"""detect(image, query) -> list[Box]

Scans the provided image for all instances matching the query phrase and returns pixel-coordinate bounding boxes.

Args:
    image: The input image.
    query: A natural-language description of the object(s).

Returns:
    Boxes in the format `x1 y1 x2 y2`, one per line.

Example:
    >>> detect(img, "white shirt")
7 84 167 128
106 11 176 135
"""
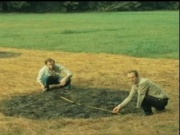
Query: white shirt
37 64 72 83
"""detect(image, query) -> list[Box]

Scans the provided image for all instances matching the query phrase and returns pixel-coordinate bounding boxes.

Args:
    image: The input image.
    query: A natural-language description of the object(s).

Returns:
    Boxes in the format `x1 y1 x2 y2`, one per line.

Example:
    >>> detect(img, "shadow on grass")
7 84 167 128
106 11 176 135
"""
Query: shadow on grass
0 51 22 58
0 87 142 120
61 28 118 34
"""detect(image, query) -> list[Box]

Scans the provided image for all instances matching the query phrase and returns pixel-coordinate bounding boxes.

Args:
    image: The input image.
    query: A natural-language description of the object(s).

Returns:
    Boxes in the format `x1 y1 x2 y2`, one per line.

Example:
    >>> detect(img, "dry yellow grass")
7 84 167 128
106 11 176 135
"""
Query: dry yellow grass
0 47 179 135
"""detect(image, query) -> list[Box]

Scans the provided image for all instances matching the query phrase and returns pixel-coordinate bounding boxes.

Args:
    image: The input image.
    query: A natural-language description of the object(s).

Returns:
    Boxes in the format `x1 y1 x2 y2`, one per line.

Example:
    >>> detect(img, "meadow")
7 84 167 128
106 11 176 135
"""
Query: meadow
0 11 179 135
0 11 179 59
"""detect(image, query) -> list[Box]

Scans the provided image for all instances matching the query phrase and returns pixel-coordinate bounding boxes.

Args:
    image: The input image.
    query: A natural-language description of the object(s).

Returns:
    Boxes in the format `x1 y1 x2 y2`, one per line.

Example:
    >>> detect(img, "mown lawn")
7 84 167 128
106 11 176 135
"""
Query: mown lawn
0 11 179 59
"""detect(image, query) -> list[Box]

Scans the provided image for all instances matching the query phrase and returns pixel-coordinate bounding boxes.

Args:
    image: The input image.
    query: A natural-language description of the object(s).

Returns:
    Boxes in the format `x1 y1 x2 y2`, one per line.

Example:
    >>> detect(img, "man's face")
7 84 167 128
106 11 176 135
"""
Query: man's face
127 72 139 84
47 61 55 70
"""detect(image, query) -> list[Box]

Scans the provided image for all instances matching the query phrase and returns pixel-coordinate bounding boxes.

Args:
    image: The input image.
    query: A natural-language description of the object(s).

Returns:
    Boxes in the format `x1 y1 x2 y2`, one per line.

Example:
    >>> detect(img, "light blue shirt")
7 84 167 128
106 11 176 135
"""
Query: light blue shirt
37 64 72 84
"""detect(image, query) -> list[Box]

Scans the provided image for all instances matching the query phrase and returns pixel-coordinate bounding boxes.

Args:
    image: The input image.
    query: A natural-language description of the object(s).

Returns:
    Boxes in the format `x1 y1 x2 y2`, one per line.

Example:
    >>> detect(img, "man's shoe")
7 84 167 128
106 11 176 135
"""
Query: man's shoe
49 84 61 89
155 108 166 113
144 112 153 116
64 84 71 90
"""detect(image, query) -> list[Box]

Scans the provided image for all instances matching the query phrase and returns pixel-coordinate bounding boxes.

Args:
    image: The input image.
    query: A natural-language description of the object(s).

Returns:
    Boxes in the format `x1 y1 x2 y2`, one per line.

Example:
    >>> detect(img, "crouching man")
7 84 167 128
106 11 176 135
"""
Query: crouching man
37 58 73 92
112 70 169 116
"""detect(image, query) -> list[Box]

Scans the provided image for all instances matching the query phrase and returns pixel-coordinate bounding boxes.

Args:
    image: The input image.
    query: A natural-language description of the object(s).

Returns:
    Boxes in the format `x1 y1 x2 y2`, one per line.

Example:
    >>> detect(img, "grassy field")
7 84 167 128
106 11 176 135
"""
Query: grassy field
0 11 179 135
0 11 179 59
0 47 179 135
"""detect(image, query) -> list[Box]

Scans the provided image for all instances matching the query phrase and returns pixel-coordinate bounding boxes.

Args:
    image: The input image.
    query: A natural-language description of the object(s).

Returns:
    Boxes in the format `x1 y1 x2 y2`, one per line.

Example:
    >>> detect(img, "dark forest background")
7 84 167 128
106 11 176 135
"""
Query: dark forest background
0 1 179 13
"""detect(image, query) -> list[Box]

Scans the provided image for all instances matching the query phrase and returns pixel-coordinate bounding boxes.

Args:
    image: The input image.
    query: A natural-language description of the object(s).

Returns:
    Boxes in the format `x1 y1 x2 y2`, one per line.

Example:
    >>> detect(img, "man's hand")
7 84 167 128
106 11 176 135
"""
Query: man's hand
41 85 47 91
112 105 122 113
60 78 67 86
60 75 72 86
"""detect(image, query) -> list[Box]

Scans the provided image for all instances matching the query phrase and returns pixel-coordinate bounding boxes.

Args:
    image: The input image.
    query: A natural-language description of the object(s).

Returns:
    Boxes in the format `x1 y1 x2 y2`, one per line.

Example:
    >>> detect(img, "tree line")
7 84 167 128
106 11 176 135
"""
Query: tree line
0 1 179 13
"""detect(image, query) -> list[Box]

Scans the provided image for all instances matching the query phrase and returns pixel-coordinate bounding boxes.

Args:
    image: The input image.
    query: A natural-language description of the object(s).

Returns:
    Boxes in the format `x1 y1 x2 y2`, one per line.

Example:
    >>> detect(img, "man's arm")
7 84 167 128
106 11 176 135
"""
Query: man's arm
112 86 136 113
58 64 73 86
37 68 46 90
38 81 46 90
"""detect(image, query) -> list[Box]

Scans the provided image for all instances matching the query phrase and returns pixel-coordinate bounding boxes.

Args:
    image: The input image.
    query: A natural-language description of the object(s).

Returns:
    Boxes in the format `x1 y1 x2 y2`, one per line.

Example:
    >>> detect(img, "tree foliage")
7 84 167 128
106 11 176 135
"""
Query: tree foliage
0 1 179 13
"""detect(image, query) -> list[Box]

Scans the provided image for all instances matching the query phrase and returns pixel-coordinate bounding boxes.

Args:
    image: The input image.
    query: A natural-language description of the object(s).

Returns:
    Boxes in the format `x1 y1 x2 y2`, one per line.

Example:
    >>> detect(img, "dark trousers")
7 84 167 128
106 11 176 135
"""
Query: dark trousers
141 95 168 114
45 76 71 89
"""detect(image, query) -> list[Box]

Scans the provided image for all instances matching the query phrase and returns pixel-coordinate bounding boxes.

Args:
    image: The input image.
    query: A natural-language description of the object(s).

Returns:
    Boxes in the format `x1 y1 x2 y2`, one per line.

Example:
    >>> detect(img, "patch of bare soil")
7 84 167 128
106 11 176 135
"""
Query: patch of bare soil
0 51 21 58
0 87 142 119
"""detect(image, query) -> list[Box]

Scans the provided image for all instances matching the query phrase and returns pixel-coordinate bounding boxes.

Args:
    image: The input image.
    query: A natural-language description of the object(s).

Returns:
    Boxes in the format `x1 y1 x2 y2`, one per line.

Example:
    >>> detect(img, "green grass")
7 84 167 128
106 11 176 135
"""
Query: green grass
0 11 179 59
